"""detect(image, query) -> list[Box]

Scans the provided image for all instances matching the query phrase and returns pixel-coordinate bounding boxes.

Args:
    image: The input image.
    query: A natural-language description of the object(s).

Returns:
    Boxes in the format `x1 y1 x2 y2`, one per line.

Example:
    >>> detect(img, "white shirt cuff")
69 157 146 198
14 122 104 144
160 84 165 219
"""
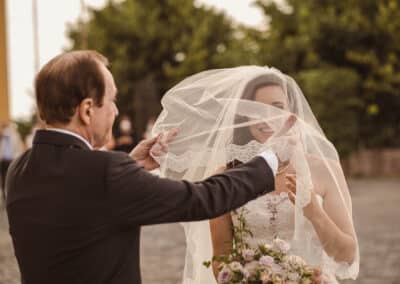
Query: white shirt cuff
258 150 278 176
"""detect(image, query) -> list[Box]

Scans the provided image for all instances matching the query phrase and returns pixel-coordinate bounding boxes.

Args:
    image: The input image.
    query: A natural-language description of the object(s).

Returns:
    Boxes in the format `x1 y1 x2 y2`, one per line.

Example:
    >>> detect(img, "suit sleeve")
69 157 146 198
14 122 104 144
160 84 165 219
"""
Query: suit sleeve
106 152 275 227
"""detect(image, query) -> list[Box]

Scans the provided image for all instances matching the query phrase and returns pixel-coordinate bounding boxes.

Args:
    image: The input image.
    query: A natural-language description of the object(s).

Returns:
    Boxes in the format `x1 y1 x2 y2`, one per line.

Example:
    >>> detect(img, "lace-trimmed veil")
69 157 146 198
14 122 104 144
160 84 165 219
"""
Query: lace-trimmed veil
152 66 359 283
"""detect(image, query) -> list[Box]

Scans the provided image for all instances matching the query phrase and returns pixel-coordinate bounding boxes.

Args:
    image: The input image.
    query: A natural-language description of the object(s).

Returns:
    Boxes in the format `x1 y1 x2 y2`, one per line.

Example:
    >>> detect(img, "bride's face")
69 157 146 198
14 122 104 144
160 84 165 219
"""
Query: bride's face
249 85 289 143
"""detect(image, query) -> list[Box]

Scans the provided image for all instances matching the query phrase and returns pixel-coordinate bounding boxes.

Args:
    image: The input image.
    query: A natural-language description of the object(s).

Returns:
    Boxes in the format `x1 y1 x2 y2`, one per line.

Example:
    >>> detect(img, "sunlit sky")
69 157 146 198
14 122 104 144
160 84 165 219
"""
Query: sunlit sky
5 0 265 119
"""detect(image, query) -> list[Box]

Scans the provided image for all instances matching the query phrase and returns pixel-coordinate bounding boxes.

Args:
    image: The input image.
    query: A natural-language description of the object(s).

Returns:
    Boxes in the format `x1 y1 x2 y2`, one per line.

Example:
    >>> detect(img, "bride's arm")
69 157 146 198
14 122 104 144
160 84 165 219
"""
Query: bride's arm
287 159 357 264
208 166 234 279
209 213 234 279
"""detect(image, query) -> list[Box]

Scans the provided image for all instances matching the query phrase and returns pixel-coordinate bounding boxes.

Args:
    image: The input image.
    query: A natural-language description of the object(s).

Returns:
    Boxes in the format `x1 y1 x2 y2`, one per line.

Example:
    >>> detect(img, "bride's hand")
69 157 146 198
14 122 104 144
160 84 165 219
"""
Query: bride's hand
274 114 297 138
285 174 322 220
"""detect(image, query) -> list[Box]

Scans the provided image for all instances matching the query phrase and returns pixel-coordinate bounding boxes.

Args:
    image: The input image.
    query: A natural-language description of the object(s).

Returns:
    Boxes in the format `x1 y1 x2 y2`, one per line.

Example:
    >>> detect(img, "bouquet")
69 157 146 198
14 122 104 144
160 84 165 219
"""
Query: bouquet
204 209 328 284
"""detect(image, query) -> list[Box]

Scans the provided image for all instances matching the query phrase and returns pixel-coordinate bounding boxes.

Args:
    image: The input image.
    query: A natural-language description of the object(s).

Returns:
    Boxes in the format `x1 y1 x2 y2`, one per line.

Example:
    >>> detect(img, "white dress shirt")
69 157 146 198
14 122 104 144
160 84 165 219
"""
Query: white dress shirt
258 150 278 176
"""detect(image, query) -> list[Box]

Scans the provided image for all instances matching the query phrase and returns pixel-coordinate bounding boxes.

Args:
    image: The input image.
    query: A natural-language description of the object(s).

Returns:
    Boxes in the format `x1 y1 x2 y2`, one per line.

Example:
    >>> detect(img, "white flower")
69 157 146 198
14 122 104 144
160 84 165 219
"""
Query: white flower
272 273 284 284
241 267 250 280
270 262 283 274
286 255 306 270
260 270 272 283
272 238 291 253
229 261 243 272
244 260 259 275
287 271 301 282
264 243 273 250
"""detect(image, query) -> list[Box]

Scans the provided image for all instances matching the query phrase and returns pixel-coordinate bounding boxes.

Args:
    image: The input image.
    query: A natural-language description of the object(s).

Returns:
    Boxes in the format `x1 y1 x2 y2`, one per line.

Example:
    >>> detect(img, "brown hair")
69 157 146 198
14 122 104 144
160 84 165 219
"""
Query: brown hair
35 50 109 124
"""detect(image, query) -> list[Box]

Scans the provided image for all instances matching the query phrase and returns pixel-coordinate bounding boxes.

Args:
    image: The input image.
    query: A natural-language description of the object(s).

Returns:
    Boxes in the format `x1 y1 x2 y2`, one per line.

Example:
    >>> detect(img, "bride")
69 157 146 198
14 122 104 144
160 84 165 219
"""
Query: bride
152 66 359 283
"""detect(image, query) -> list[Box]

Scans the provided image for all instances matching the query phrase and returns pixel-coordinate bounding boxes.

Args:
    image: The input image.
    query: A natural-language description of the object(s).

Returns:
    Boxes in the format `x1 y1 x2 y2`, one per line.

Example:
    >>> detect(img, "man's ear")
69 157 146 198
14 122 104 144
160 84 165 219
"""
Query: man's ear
78 98 94 126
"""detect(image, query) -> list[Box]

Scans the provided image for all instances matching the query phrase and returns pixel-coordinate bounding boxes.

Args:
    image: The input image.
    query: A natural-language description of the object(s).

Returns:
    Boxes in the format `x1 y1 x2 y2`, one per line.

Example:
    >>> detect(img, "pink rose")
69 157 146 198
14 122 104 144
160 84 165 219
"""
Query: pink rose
242 249 255 262
259 255 274 266
217 267 232 284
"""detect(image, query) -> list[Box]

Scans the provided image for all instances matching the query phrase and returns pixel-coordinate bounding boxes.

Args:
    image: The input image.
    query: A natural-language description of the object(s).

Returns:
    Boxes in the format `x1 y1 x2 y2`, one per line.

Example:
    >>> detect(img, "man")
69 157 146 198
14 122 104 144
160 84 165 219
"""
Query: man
6 50 278 284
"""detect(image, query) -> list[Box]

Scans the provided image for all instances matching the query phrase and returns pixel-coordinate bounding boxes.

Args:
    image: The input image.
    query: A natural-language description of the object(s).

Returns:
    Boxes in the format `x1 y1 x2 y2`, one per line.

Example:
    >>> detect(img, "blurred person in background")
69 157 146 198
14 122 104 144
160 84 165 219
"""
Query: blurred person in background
103 134 116 151
143 116 156 139
0 121 23 200
25 121 45 149
114 115 138 153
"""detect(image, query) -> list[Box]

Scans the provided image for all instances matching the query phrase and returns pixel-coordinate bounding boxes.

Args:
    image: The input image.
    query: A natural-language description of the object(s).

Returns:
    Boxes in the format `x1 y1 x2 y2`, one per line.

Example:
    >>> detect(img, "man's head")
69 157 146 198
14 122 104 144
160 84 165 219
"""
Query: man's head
35 50 119 148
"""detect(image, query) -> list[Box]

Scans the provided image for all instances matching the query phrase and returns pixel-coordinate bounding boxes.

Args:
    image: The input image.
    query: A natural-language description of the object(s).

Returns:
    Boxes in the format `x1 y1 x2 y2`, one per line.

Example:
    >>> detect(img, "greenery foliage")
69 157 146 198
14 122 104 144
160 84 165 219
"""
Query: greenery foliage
67 0 400 155
68 0 251 134
254 0 400 153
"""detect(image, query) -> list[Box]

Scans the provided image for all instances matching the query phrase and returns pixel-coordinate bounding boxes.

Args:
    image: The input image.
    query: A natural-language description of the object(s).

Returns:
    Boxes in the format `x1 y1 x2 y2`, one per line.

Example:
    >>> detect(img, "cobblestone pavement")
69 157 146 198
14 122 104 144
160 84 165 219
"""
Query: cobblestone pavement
1 178 399 284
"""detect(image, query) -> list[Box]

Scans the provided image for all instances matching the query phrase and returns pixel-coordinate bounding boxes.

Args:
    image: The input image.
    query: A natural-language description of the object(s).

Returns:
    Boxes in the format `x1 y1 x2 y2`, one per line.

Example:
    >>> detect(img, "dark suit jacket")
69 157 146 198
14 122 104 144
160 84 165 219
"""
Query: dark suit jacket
6 130 274 284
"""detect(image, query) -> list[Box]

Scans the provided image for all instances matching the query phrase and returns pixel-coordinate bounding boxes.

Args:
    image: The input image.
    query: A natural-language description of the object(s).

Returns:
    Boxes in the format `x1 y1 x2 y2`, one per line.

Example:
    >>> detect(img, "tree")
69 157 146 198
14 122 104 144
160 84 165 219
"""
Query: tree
254 0 400 153
68 0 253 135
297 67 361 156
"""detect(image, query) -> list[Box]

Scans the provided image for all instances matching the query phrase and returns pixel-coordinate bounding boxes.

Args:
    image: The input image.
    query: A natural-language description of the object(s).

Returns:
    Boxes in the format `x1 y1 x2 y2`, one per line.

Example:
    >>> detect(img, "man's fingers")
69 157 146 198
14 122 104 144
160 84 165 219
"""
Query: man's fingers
288 191 295 204
150 147 163 157
165 128 179 142
286 174 296 183
141 134 161 147
286 181 295 192
157 141 168 153
159 128 179 147
146 160 159 170
138 159 159 171
154 128 178 154
283 172 297 205
155 133 163 144
285 174 297 194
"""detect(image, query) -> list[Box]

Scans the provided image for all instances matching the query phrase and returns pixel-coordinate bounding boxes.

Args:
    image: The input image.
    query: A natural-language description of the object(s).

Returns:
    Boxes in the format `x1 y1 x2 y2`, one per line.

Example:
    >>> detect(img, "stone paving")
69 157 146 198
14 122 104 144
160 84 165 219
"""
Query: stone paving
1 178 399 284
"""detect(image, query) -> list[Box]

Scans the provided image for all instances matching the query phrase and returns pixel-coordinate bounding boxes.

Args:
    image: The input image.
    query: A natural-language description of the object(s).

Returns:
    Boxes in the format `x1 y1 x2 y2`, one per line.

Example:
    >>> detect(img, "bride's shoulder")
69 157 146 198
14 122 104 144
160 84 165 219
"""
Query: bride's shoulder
305 154 337 196
305 154 326 172
305 154 343 175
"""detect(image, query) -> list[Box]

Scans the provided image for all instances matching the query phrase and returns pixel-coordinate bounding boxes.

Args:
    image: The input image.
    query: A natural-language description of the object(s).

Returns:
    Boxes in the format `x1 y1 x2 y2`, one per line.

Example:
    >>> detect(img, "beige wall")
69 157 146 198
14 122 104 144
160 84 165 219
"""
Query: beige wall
0 0 9 123
343 148 400 177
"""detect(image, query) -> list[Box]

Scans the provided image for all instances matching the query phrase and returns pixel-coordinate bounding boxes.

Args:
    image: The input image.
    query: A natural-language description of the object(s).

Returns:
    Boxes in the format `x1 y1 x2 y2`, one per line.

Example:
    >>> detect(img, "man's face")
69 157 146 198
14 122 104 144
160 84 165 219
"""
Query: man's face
90 64 119 148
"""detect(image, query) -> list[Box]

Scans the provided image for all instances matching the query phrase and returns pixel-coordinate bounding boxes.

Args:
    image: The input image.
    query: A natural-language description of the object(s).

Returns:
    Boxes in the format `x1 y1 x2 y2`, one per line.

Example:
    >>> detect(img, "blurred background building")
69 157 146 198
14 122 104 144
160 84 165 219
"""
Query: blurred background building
0 0 9 123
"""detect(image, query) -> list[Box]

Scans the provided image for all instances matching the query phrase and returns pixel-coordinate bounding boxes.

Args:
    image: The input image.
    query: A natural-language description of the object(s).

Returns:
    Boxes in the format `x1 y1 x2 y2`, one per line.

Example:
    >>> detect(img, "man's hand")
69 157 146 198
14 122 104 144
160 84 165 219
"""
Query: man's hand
129 128 178 171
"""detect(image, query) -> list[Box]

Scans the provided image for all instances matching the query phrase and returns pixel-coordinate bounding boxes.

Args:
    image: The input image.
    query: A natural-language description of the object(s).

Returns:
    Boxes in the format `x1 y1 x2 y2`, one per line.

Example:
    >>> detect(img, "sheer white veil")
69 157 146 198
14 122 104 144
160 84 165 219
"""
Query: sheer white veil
152 66 359 283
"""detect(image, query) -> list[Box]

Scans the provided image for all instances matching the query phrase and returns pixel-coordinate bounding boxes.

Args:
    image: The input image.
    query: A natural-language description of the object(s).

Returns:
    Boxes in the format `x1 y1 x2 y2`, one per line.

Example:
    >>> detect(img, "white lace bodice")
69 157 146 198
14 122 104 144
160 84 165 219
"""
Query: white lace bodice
232 192 296 248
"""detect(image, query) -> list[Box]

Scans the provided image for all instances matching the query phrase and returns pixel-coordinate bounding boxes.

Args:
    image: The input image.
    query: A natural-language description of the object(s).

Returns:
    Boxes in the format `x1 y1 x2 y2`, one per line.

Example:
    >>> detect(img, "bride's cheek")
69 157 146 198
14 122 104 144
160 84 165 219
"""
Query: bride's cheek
249 127 270 143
